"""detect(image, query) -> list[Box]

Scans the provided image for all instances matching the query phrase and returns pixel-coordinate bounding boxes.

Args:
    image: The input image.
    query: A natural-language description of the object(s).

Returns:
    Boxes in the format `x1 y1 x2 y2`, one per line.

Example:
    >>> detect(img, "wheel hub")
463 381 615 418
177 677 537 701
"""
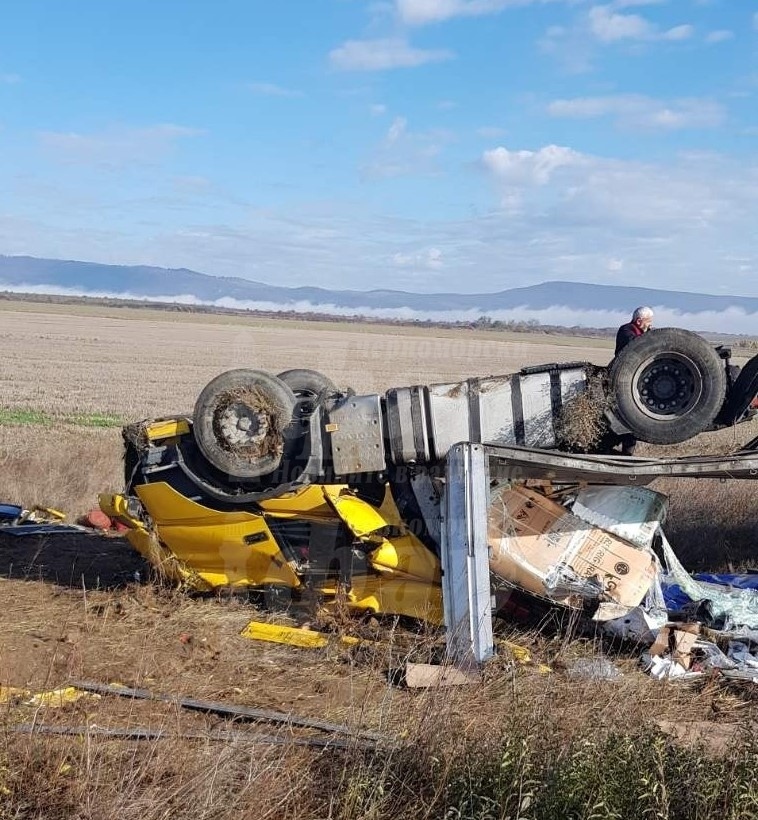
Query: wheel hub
633 355 702 418
217 402 269 447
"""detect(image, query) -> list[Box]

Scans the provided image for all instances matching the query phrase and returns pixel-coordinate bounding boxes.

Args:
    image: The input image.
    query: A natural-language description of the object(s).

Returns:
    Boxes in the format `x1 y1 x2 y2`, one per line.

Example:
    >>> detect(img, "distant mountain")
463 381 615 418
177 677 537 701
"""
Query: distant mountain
1 255 758 332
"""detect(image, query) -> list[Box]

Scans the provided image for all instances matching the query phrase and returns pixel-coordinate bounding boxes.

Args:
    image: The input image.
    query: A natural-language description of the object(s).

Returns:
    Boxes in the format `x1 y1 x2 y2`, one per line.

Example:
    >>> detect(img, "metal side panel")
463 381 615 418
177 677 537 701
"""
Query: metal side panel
428 381 471 461
519 371 556 448
427 366 592 461
478 376 516 446
559 369 588 404
327 394 386 476
441 443 494 668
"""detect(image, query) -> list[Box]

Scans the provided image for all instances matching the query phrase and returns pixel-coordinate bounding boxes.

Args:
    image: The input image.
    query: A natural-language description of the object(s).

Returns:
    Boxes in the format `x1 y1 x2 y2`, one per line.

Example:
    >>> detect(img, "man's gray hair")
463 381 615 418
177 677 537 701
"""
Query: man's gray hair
632 306 654 321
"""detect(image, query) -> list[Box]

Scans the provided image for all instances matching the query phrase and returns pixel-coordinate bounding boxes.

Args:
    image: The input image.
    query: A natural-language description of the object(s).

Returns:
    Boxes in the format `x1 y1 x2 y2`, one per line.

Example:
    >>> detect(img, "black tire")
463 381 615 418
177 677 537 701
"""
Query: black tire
278 369 338 435
277 369 337 400
610 328 726 444
193 369 297 480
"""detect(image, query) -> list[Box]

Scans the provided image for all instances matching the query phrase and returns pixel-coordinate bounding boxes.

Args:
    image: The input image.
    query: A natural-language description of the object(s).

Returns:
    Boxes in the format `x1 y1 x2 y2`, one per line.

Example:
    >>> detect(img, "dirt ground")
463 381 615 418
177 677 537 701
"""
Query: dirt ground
3 303 758 818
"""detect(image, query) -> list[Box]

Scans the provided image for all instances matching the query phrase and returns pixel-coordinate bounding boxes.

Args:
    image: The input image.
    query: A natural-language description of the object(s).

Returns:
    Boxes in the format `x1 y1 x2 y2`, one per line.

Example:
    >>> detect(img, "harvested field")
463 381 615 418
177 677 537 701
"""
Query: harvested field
0 302 614 419
3 302 758 819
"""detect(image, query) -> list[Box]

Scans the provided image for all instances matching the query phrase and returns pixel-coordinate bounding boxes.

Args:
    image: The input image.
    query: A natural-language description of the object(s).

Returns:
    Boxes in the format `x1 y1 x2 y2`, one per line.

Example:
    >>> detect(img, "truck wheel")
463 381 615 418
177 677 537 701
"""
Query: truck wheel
610 328 726 445
278 369 338 431
193 369 297 480
277 369 337 402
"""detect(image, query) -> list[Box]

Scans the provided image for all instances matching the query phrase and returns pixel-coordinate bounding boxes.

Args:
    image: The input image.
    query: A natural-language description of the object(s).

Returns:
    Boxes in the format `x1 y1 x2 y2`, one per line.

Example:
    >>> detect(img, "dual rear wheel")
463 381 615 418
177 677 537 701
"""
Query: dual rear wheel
192 368 336 480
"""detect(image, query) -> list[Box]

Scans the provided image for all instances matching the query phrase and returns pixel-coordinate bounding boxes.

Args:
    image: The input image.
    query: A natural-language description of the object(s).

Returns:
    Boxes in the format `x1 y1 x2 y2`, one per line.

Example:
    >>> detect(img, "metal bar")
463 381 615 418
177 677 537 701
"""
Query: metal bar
441 443 494 668
484 443 758 485
67 680 383 741
13 723 377 750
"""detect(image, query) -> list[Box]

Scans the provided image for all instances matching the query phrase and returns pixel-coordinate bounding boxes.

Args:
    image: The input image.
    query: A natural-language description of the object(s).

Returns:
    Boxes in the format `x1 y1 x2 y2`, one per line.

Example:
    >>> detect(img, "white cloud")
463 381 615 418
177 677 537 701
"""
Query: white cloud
329 37 454 71
547 94 725 130
481 144 584 185
588 4 694 43
248 82 301 97
706 29 734 43
362 118 453 178
588 5 653 41
38 124 204 168
370 103 388 116
480 142 758 243
392 246 444 269
611 0 665 8
437 99 457 110
607 257 624 272
396 0 536 26
387 116 408 143
7 281 758 334
661 24 694 41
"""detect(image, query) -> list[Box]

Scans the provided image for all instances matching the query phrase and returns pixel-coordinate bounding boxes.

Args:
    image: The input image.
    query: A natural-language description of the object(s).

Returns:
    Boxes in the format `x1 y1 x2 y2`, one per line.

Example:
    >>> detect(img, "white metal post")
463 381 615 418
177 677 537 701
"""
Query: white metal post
441 442 494 667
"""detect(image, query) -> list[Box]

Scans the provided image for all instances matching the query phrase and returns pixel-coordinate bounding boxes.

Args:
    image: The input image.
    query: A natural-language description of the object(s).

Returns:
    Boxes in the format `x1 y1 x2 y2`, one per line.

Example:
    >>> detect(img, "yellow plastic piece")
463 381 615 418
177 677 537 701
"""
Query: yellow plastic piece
145 418 191 441
259 485 342 520
0 686 27 704
240 620 364 648
499 640 551 674
0 686 99 707
135 483 301 590
322 486 441 583
322 486 390 540
27 687 98 708
33 505 66 521
99 493 138 526
503 640 533 665
319 576 443 624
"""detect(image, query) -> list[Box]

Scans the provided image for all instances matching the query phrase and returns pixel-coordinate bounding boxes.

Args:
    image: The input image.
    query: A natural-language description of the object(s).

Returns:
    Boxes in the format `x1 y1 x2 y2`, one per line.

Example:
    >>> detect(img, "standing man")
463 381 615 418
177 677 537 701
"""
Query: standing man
612 306 654 455
615 306 654 357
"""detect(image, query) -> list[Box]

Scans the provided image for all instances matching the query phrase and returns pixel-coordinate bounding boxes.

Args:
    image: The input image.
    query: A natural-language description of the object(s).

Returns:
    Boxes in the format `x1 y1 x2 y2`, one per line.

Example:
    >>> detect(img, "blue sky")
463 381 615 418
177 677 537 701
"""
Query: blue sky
0 0 756 296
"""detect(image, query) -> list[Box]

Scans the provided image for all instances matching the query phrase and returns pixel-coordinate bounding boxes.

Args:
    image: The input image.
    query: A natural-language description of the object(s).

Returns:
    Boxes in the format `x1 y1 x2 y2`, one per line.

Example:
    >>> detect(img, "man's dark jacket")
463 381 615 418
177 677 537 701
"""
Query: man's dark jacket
615 322 643 357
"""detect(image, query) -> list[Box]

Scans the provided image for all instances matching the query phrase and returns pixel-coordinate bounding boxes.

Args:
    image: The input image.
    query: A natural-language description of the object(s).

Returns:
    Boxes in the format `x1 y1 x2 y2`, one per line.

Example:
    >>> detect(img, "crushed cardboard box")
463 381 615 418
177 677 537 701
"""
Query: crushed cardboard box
488 486 657 613
649 623 701 671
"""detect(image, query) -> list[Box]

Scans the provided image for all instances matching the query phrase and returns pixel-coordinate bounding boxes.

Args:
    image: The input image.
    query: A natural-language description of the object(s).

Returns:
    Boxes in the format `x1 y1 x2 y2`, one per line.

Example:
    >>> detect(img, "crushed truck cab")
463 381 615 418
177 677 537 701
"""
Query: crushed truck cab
102 328 758 631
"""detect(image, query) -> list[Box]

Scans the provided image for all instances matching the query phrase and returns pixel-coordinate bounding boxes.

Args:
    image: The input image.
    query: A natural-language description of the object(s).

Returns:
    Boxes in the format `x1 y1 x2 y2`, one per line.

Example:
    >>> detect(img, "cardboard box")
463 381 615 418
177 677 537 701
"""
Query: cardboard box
649 623 700 670
487 486 657 611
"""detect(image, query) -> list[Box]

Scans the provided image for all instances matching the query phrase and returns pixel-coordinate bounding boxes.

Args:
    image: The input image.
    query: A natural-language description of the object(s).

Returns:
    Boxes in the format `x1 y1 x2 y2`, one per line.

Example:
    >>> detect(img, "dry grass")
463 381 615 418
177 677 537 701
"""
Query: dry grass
0 424 123 518
4 303 758 817
2 578 758 819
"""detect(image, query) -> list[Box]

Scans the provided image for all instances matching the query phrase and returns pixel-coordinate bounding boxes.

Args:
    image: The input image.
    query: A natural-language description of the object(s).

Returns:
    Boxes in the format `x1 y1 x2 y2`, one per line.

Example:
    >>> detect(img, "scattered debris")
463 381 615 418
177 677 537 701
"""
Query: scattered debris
0 685 99 708
497 639 552 674
404 662 479 689
241 620 370 649
488 485 657 613
649 624 700 671
565 657 623 682
0 502 87 536
78 508 116 531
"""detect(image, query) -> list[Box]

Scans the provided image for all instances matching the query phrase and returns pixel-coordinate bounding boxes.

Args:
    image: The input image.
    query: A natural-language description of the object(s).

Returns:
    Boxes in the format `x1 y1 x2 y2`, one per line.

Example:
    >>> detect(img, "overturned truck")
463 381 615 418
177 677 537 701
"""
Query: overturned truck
102 328 758 660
